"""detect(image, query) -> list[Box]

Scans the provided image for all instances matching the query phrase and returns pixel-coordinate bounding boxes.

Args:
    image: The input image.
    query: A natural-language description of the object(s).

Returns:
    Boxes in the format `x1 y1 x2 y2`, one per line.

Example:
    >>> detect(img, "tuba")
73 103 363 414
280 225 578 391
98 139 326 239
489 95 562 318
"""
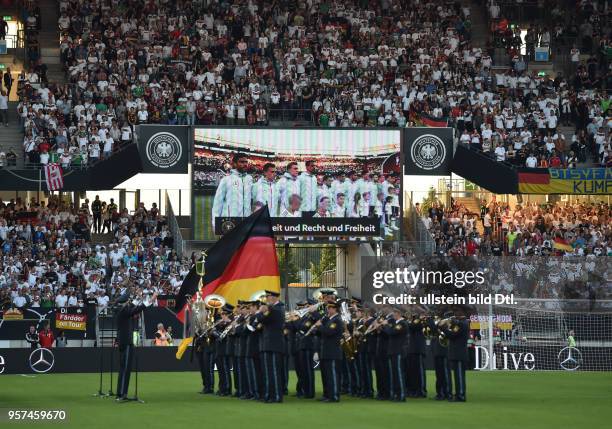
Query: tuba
190 291 209 335
203 293 226 329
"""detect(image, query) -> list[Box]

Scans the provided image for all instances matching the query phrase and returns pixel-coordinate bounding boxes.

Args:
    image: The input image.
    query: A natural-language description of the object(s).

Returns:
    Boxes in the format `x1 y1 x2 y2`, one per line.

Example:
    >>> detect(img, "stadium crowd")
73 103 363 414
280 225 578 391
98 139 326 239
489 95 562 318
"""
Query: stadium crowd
420 197 611 261
0 195 189 312
0 0 606 170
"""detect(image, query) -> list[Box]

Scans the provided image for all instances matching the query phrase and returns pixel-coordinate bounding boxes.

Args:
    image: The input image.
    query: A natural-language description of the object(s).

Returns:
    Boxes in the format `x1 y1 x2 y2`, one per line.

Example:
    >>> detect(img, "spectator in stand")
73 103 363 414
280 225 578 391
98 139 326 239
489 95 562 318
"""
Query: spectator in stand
26 325 39 349
39 322 55 348
56 330 68 347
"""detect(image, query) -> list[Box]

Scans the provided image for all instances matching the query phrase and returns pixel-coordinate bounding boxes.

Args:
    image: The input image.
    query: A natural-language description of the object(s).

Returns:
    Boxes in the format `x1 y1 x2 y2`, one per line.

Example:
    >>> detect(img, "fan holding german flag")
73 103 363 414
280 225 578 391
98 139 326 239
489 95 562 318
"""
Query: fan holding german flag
174 205 281 358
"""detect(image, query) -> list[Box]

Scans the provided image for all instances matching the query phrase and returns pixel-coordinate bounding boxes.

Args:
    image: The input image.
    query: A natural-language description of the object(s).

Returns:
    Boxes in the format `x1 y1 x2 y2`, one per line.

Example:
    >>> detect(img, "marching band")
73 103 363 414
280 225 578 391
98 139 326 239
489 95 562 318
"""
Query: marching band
191 288 470 404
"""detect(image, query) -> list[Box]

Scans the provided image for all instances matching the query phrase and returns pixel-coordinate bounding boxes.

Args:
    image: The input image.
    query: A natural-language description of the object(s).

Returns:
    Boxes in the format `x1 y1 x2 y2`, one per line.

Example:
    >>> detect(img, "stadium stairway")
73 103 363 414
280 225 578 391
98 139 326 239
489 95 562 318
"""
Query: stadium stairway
38 0 65 84
454 196 485 235
467 0 489 50
0 102 25 168
91 233 115 245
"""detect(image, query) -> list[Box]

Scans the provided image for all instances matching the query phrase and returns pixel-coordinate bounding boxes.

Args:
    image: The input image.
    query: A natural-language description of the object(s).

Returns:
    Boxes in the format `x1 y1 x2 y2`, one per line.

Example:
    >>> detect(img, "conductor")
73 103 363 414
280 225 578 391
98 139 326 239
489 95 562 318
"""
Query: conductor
115 291 157 401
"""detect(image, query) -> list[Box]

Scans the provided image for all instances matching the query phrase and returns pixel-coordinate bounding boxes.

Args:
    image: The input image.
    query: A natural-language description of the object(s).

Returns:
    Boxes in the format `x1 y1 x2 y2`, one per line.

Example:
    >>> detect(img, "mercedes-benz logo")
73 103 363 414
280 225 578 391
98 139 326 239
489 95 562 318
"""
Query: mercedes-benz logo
558 346 582 371
29 348 55 373
410 134 446 171
145 132 182 169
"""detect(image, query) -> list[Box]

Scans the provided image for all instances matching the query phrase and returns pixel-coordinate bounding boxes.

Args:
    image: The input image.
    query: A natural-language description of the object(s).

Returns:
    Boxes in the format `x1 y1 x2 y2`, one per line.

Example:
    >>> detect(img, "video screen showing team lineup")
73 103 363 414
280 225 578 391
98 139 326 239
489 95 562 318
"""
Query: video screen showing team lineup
193 129 401 239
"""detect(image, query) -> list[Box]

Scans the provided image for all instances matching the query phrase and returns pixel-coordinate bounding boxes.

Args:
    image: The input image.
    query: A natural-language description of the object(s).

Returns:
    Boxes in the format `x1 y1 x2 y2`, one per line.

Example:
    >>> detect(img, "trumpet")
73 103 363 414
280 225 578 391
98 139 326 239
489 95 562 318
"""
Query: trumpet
363 315 386 336
285 307 310 322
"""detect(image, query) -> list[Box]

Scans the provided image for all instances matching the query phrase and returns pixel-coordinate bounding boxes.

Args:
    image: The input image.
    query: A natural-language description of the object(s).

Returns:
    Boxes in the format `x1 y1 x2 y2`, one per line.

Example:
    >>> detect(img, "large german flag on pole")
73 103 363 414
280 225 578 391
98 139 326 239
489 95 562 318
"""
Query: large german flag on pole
175 206 280 322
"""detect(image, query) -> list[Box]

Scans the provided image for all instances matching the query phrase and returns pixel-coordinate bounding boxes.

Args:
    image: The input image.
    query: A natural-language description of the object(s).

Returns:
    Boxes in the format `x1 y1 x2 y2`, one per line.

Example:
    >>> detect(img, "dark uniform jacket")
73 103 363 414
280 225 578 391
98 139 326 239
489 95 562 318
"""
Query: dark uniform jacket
318 314 344 360
363 317 377 354
214 321 229 357
407 318 426 355
428 318 448 357
297 314 317 351
245 316 261 357
444 318 469 362
234 316 248 357
258 301 285 353
116 303 146 346
382 318 408 356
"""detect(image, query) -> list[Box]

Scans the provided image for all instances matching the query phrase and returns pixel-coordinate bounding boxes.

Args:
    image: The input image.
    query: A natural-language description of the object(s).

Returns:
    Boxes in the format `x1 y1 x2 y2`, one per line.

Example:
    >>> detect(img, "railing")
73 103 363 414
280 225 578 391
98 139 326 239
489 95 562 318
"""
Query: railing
165 191 184 258
403 194 436 255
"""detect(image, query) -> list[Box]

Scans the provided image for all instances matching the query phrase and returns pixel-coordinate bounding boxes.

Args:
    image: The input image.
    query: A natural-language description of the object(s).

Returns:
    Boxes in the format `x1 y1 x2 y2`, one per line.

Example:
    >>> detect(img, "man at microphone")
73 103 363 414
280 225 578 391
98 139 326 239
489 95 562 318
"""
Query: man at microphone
115 291 158 401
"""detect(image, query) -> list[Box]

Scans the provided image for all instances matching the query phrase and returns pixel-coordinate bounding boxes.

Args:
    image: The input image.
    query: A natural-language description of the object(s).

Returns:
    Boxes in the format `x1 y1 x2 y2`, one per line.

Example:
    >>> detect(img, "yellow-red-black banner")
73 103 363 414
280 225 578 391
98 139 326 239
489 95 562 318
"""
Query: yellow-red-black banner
518 168 612 194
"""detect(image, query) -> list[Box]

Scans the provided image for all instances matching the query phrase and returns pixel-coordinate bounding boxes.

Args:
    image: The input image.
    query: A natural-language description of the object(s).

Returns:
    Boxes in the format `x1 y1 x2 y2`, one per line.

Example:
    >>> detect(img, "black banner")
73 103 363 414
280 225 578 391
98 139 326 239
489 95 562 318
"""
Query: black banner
0 344 609 374
137 125 190 173
215 217 381 237
403 128 454 176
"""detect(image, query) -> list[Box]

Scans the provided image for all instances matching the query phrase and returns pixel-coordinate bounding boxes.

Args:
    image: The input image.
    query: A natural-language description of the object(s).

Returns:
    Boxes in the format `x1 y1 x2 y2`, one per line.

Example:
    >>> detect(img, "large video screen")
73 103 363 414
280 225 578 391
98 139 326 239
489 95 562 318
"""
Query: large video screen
192 128 401 240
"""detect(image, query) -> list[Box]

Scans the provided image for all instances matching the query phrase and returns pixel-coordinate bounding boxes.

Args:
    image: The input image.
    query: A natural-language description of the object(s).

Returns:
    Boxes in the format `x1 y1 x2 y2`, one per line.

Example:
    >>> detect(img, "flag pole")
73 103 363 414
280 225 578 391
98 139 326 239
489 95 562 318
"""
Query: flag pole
38 168 42 204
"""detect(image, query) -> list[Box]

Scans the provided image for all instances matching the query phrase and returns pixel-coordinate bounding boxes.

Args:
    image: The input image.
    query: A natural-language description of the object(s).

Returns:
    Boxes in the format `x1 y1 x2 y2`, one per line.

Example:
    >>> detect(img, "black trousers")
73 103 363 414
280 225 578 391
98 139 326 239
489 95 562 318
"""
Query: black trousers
450 360 467 400
388 354 406 400
293 351 303 396
236 356 248 397
320 359 341 401
261 351 283 402
216 356 232 395
196 350 215 392
374 353 389 399
117 344 134 397
407 353 427 397
298 349 315 398
233 356 239 395
93 213 102 232
346 356 360 395
434 356 452 398
283 354 289 394
357 351 374 397
245 356 261 399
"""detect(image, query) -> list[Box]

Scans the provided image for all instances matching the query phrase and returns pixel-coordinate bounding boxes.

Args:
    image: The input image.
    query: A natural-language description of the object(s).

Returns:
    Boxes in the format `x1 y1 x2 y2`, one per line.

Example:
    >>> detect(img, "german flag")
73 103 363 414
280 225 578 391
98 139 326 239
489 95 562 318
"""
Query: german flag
419 113 448 128
518 169 550 193
176 206 280 322
553 237 573 253
174 263 201 323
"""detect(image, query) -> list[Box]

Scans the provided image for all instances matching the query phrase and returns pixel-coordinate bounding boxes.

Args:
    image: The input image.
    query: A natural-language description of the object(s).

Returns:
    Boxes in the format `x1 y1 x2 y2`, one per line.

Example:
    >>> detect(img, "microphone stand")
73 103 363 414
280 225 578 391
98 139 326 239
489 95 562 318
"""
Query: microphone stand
93 303 111 398
125 310 145 404
108 306 116 397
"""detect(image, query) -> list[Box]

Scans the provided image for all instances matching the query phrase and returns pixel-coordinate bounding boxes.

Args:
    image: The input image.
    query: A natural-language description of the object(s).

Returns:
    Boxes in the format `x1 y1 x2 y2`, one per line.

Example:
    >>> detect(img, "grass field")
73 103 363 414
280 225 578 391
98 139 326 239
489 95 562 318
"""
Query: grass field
2 371 611 429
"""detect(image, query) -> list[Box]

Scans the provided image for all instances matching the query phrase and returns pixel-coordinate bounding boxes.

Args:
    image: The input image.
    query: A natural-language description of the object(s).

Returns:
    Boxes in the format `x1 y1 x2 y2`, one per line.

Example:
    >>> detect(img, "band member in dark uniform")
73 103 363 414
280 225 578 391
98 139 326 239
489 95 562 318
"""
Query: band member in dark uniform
295 299 317 398
245 300 262 400
256 290 285 403
429 315 452 400
375 313 391 400
442 311 470 402
407 314 427 398
358 308 376 398
233 302 248 399
214 305 233 396
382 308 408 402
314 301 344 402
286 301 304 397
194 323 216 394
115 291 157 401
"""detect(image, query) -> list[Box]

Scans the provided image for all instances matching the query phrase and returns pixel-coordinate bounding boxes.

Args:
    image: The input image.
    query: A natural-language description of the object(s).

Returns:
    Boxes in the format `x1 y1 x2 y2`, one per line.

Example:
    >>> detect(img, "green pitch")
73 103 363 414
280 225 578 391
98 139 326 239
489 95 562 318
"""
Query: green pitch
1 371 611 429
